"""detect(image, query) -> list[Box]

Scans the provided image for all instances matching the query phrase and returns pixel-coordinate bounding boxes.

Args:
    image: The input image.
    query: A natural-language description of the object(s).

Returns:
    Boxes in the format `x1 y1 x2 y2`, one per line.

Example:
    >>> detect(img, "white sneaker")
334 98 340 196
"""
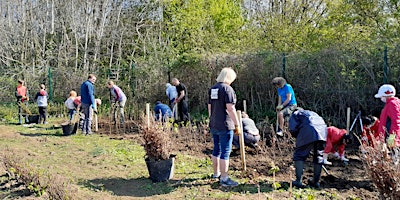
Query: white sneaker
333 152 340 159
276 130 283 136
323 160 332 165
341 156 349 162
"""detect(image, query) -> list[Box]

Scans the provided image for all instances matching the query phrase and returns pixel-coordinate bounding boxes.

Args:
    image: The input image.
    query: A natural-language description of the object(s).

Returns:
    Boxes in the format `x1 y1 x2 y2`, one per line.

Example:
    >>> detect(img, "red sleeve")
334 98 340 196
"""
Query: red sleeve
324 127 334 153
39 90 47 96
378 106 388 135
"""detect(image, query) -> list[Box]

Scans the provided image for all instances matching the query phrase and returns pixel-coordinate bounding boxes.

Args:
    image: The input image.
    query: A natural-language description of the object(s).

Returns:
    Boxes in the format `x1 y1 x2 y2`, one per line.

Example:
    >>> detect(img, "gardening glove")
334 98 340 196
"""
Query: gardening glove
387 134 396 148
234 125 240 136
276 104 283 111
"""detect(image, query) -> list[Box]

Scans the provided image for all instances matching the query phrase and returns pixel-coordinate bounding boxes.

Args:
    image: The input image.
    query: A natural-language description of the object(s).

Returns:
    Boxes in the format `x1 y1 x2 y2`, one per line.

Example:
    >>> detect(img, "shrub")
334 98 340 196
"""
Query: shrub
2 149 77 199
139 115 172 161
360 136 400 199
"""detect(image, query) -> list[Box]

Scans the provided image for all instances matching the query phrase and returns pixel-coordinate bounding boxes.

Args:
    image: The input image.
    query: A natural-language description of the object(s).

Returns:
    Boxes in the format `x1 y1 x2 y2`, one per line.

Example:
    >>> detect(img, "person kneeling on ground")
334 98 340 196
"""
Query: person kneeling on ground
323 126 352 165
233 112 260 149
154 101 173 122
361 115 381 147
288 108 327 189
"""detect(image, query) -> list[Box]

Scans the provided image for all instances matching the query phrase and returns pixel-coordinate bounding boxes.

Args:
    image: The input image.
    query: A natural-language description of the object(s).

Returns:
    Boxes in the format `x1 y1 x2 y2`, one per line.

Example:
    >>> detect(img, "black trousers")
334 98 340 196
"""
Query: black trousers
38 106 47 124
177 100 190 123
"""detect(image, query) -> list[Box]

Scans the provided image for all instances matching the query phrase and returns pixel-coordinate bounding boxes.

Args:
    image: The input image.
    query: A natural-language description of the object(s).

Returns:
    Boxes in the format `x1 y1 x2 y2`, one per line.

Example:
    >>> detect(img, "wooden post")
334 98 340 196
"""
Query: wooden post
94 113 98 132
346 107 351 134
146 103 150 127
237 110 246 171
243 100 247 113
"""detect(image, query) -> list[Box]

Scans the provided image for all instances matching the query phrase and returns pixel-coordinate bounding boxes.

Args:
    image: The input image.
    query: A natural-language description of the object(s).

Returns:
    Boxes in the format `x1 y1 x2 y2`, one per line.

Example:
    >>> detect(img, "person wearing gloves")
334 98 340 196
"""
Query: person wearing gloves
288 108 327 189
374 84 400 148
272 77 297 136
208 67 240 187
80 74 97 135
107 80 127 125
323 126 352 165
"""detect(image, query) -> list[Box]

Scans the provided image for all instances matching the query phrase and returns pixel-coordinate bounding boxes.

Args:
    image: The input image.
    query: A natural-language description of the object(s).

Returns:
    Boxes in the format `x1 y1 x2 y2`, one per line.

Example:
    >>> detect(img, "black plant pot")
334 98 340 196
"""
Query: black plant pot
145 155 176 182
61 122 78 136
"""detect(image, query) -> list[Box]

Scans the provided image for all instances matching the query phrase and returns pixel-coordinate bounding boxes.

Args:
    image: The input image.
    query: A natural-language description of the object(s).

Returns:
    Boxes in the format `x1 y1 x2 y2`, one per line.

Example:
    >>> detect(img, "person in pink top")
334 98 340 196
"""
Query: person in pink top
374 84 400 147
323 126 352 165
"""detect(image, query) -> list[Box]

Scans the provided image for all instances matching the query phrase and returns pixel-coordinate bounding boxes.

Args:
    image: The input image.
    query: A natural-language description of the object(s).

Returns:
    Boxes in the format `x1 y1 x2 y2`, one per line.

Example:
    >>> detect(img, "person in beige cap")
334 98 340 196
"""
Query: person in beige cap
374 84 400 147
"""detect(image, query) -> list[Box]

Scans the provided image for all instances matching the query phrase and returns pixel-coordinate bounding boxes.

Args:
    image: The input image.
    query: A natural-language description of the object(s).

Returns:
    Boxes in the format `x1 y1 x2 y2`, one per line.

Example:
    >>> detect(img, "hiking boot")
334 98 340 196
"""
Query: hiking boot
308 178 321 189
220 178 238 187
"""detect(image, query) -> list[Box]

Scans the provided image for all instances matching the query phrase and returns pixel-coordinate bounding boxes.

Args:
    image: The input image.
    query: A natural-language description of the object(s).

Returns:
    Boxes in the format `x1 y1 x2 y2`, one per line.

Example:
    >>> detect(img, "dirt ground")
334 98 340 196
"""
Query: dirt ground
97 118 379 199
0 118 380 199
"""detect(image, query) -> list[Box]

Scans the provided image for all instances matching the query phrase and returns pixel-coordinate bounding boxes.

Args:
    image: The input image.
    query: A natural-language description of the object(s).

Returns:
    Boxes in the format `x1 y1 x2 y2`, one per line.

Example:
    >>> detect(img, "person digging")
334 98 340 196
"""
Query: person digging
323 126 352 165
288 108 327 189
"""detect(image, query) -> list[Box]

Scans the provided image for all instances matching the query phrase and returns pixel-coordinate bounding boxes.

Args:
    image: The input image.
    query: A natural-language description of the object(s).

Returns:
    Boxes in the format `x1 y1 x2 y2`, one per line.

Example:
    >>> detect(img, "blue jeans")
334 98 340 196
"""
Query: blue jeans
81 103 93 134
69 109 76 120
211 128 233 160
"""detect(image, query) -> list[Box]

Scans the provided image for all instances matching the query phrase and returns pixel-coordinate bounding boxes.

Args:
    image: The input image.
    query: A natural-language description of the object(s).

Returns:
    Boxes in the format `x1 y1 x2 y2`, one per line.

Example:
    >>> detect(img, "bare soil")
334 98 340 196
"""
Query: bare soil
0 118 379 199
97 118 379 199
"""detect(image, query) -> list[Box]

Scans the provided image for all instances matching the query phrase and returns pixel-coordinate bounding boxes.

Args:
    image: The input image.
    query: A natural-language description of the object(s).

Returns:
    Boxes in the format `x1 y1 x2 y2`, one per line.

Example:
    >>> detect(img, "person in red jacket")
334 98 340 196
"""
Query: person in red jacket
374 84 400 147
361 115 381 147
323 126 352 165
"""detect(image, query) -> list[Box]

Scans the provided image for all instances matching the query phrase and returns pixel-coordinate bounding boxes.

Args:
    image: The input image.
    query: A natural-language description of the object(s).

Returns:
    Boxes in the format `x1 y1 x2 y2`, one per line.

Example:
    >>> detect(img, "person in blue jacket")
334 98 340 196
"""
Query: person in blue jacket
288 108 327 189
154 101 173 122
80 74 97 135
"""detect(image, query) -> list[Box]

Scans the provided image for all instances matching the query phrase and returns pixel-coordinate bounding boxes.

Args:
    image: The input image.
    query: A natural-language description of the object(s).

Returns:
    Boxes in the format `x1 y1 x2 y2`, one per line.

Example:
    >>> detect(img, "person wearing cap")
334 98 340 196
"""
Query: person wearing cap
288 108 327 189
271 77 297 136
374 84 400 147
323 126 352 165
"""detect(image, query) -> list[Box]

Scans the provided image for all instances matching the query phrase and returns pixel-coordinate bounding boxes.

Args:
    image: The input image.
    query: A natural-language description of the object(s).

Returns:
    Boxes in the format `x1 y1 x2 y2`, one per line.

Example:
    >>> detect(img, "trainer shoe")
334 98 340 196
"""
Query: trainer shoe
292 180 304 188
212 173 220 180
220 177 238 187
340 156 349 162
276 130 283 136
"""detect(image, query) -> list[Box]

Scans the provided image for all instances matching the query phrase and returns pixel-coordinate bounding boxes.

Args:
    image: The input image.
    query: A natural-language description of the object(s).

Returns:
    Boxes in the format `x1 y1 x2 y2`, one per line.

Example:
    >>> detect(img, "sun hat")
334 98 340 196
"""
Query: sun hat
374 84 396 98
